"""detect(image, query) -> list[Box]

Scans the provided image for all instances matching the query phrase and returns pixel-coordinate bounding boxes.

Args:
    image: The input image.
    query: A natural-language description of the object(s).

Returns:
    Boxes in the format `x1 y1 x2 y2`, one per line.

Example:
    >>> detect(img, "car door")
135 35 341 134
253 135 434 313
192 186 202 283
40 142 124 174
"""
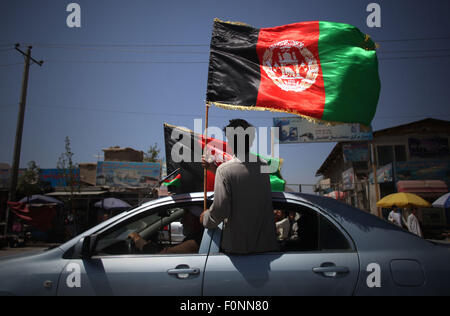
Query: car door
58 254 208 296
203 202 359 296
57 203 212 296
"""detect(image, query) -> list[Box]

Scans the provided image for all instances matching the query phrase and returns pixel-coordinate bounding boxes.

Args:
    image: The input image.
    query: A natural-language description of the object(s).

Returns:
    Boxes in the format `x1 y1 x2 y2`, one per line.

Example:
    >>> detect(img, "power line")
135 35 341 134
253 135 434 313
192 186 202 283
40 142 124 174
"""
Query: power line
42 55 450 65
4 103 448 120
378 48 450 54
0 63 23 67
32 45 450 56
45 59 207 64
25 42 209 48
376 35 450 43
20 35 450 48
28 104 202 117
28 45 209 54
378 54 450 60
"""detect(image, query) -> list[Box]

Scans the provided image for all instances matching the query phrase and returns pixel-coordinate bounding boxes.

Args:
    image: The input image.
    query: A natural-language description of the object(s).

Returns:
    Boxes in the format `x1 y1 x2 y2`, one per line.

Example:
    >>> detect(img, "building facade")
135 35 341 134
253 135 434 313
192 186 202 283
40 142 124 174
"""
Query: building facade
316 119 450 232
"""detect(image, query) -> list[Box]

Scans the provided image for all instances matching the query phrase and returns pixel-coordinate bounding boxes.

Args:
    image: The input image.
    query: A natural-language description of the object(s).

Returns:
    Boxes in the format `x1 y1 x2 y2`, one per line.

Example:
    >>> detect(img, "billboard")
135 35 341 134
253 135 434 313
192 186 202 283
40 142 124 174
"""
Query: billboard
408 137 449 158
273 117 373 143
342 167 355 191
0 168 79 189
342 143 370 163
40 169 80 187
394 160 450 185
369 163 393 184
96 161 161 188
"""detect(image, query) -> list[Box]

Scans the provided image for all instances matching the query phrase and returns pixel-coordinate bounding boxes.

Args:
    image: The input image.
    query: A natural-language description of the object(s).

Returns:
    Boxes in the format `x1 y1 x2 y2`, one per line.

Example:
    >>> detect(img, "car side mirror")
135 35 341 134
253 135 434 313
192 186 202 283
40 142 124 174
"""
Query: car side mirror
74 235 97 259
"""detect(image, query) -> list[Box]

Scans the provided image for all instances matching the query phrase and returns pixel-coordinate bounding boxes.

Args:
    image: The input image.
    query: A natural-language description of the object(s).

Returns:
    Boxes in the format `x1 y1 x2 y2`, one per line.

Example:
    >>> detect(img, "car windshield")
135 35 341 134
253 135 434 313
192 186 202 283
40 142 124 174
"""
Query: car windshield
104 213 161 241
94 207 186 255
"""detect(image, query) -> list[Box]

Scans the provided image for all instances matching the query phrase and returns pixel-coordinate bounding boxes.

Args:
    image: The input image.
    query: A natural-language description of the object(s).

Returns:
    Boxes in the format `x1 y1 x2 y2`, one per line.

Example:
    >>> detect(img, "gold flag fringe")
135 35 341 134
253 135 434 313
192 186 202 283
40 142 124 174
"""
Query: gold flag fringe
206 101 372 128
214 18 252 27
164 122 195 135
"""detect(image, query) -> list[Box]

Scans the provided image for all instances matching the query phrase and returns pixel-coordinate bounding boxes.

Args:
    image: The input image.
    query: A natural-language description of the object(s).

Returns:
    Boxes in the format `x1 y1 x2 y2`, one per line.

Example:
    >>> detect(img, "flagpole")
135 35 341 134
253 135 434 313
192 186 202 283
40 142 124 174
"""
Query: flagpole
204 103 210 212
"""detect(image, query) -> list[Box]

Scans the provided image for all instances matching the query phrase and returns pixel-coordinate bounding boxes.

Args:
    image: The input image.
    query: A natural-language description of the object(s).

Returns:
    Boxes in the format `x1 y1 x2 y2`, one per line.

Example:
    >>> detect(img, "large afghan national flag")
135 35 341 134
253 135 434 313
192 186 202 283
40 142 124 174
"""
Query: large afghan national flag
163 123 285 193
206 19 380 126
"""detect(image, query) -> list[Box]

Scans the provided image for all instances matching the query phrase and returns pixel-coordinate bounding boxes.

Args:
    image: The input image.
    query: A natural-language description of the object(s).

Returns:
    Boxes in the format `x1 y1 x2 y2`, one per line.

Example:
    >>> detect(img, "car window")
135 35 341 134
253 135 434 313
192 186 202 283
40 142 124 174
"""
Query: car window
273 202 352 253
93 204 204 256
319 214 351 251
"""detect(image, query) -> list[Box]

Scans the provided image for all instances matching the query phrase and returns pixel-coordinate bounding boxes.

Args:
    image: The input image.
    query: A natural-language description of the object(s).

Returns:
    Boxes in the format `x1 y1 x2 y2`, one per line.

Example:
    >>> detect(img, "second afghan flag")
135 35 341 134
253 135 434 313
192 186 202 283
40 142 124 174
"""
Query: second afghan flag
206 19 380 126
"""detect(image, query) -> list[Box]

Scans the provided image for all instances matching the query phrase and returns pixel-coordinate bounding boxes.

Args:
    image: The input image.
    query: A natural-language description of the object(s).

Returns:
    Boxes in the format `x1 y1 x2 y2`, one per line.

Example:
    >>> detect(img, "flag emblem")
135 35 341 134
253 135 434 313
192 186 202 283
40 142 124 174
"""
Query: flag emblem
262 40 319 92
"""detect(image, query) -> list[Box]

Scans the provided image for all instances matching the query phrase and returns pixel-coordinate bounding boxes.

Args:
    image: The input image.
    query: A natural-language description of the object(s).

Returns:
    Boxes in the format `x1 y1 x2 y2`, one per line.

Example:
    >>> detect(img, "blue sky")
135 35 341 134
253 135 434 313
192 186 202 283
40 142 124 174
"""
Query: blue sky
1 0 449 192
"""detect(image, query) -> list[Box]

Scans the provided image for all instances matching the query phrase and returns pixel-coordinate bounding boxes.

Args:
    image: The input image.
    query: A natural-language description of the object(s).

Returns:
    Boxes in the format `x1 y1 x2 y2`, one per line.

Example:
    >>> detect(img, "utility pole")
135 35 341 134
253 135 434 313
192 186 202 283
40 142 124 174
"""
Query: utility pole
3 44 43 236
370 141 381 218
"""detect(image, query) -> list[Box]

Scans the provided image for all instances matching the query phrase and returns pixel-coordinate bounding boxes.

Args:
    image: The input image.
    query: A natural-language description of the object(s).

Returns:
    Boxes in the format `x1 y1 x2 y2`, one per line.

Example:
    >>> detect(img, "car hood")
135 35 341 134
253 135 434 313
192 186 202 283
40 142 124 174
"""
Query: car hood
0 248 50 262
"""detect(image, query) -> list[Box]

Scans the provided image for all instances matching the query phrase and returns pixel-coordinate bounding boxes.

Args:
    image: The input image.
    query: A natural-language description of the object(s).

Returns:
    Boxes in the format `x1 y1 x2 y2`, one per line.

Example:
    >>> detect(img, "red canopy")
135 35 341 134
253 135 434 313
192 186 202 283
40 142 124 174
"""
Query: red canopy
7 201 56 231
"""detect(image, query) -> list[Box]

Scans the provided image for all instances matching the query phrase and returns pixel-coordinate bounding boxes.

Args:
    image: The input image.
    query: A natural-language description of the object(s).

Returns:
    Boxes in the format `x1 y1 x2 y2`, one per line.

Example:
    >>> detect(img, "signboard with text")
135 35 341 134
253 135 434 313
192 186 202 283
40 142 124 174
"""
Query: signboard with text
342 167 355 191
273 117 373 143
408 137 449 158
342 143 370 163
96 161 161 188
369 163 393 184
40 169 80 187
395 160 450 185
0 169 79 189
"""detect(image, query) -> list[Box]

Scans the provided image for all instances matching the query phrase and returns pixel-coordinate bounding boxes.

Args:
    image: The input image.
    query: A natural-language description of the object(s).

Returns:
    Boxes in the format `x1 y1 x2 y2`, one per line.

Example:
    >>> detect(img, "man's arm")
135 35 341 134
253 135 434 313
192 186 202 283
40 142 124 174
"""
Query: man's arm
200 167 231 229
202 155 218 174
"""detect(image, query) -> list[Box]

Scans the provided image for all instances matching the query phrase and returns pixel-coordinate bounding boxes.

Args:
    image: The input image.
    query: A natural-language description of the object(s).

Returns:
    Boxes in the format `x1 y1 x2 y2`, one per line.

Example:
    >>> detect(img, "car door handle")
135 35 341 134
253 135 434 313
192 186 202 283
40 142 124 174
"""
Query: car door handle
312 266 349 277
167 266 200 279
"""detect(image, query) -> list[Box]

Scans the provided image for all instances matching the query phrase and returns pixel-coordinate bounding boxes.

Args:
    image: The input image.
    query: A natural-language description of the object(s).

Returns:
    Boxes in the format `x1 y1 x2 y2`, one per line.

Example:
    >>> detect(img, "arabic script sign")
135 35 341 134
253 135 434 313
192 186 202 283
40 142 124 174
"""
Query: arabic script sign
273 117 373 143
96 161 161 188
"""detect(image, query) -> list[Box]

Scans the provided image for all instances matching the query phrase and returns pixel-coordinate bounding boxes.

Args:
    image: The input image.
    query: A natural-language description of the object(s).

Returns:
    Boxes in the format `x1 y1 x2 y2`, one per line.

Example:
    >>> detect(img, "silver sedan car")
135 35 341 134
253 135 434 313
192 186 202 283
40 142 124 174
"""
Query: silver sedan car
0 192 449 296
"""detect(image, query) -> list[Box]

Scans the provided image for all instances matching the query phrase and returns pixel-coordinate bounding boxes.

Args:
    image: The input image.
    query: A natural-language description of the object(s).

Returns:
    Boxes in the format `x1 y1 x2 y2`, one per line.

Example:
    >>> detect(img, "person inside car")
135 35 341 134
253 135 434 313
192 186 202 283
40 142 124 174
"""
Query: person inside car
274 210 290 241
128 206 204 254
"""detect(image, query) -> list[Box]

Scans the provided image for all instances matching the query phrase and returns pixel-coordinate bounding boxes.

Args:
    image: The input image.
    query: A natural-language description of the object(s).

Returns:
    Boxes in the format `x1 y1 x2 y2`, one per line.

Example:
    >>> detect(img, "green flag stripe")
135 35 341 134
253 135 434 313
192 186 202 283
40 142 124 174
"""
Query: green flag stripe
270 174 286 192
254 153 286 192
318 21 380 126
163 175 181 187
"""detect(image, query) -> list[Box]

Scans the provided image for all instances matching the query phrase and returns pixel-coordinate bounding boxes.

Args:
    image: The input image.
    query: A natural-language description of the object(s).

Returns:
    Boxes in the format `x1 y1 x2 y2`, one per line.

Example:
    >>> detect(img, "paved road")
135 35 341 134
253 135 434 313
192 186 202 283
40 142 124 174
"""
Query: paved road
0 245 55 258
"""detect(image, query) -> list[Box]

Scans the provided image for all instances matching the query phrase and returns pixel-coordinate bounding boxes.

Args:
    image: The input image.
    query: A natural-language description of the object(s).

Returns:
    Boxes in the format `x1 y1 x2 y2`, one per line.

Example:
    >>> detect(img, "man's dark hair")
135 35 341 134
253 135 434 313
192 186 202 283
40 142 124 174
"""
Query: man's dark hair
223 119 255 155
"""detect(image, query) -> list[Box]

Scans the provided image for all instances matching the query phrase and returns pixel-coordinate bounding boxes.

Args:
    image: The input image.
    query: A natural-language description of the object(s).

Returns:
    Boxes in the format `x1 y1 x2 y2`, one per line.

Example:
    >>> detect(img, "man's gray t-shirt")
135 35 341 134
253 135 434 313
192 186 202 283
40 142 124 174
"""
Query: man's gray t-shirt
202 156 279 254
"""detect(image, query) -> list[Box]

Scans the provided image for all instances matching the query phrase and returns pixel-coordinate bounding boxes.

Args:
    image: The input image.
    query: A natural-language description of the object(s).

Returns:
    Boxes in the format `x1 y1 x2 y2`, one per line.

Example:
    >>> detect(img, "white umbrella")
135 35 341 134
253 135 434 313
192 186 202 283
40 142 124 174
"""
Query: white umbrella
432 192 450 208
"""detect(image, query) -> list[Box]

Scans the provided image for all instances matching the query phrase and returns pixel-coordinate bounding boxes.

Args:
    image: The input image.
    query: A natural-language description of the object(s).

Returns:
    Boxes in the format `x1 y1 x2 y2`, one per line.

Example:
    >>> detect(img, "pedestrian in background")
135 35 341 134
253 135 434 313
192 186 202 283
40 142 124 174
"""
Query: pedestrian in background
407 208 423 238
388 205 406 228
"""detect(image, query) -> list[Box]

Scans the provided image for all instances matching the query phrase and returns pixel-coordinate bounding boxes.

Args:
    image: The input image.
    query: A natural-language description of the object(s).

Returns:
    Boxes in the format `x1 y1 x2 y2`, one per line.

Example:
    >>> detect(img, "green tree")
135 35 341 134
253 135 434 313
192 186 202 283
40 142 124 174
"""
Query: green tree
57 136 80 210
17 161 43 197
144 143 161 163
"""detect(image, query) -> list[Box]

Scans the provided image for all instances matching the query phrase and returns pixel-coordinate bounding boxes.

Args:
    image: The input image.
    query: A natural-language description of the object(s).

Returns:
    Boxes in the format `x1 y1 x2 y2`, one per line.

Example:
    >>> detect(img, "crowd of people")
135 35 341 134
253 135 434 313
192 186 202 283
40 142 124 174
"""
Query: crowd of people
388 205 423 238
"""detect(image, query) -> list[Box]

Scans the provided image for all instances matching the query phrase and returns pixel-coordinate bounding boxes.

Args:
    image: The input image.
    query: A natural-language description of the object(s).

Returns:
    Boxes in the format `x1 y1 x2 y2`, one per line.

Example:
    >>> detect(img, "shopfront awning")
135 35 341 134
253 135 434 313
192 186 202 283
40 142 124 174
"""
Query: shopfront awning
325 191 347 200
45 191 107 197
397 180 448 196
